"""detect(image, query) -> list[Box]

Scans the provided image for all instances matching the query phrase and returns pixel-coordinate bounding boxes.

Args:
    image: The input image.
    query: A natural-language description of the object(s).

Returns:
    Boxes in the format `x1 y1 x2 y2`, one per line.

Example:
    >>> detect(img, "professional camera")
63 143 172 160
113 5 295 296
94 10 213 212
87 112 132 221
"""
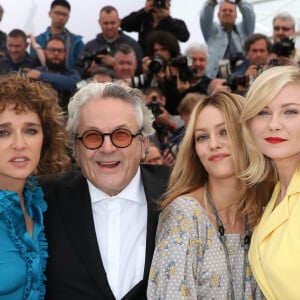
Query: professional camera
225 75 249 91
147 96 163 118
148 55 168 74
79 46 111 67
153 0 166 8
170 55 194 82
271 37 295 57
170 55 193 68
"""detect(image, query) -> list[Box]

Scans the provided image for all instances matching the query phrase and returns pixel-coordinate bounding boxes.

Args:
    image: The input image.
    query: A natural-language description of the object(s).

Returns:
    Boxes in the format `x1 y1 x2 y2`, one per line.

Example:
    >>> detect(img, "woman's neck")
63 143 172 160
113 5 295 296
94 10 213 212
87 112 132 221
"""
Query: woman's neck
206 177 244 233
0 178 25 197
208 177 239 210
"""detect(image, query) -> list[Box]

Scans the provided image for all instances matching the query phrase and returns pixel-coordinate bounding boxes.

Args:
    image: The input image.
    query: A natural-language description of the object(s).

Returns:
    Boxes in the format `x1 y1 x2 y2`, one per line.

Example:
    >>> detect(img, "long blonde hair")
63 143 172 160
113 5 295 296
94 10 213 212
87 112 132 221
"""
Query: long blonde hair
162 91 272 227
162 92 247 208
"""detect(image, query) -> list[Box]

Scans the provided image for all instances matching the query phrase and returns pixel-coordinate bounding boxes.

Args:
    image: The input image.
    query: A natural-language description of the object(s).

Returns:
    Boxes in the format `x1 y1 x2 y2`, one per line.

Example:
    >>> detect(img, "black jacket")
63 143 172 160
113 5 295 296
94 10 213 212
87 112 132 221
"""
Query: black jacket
121 8 189 53
39 165 170 300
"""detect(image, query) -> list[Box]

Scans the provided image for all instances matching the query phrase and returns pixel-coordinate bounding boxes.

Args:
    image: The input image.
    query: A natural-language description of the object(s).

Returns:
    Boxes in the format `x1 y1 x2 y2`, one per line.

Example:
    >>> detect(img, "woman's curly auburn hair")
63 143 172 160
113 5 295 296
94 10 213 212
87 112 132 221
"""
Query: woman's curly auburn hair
0 73 71 174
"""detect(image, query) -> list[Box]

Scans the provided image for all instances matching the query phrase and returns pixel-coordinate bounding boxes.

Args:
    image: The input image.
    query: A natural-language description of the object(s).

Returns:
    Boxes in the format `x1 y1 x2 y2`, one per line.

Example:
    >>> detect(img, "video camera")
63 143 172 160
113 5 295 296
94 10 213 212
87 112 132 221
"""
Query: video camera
153 0 166 8
79 46 111 67
148 55 168 74
271 37 295 57
147 96 163 118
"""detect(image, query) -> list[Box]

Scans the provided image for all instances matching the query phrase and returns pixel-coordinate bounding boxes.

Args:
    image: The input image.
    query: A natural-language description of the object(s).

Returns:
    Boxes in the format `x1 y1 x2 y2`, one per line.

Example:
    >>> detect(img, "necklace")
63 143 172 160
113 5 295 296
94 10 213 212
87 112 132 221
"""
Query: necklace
205 184 252 300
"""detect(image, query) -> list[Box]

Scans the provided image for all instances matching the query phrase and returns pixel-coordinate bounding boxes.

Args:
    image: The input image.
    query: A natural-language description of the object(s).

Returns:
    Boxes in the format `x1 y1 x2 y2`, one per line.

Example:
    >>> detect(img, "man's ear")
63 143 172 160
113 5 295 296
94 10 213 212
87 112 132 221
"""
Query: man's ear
141 136 150 161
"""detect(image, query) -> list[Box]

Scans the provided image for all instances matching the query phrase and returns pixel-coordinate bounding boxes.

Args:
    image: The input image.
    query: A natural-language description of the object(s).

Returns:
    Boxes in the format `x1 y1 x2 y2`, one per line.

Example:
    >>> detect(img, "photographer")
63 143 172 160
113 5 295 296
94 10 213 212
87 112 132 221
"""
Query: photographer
79 5 143 77
270 12 299 66
121 0 189 53
184 42 228 94
229 33 271 94
200 0 255 78
143 32 228 114
142 30 181 114
144 87 183 147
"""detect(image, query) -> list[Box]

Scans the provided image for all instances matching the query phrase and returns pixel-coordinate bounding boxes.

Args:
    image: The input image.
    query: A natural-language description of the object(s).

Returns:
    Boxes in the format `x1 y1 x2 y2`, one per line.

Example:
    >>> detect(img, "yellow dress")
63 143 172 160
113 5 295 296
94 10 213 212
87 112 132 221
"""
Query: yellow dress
249 169 300 300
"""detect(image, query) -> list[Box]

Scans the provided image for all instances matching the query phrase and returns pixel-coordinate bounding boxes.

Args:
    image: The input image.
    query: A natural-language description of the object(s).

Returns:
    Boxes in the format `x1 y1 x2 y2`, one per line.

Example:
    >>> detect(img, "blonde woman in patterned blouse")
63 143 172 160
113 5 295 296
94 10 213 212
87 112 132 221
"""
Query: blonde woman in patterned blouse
147 91 273 299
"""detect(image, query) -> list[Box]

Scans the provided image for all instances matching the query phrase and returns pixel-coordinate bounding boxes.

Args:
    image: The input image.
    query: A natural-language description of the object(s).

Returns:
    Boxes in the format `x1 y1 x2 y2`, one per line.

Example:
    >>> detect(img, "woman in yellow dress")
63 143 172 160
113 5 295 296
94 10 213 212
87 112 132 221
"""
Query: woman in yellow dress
241 65 300 299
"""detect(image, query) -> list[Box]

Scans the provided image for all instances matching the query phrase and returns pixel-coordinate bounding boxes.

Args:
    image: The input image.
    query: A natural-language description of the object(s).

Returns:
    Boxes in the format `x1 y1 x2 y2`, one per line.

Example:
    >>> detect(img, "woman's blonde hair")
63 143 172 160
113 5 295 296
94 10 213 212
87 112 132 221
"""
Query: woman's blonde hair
162 91 272 226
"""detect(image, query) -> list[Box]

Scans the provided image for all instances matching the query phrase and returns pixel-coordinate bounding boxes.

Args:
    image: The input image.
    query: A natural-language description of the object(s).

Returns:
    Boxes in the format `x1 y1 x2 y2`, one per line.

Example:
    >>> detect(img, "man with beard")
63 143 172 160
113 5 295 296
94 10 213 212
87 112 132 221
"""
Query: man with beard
30 0 84 69
27 36 81 113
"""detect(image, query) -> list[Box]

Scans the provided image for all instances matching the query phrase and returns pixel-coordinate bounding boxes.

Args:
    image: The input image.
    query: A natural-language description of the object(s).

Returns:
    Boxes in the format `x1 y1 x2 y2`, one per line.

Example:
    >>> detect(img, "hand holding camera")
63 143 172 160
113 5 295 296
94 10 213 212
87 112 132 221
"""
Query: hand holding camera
269 38 297 67
146 0 170 19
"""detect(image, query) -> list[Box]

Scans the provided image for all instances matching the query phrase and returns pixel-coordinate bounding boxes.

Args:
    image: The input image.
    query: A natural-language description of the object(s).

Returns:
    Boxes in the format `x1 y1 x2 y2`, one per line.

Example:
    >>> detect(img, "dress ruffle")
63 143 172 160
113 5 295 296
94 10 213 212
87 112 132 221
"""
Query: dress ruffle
0 177 48 300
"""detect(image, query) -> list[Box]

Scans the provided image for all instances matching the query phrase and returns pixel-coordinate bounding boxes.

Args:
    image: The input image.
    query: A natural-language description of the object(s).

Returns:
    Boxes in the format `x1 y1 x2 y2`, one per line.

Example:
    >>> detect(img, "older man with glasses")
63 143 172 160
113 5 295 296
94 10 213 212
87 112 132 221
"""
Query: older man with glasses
40 82 170 300
270 11 300 66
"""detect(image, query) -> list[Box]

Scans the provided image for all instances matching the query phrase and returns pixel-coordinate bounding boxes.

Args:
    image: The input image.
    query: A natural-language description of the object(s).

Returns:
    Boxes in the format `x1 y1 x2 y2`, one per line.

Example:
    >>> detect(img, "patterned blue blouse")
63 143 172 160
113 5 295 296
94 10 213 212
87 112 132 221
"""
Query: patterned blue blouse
0 177 48 300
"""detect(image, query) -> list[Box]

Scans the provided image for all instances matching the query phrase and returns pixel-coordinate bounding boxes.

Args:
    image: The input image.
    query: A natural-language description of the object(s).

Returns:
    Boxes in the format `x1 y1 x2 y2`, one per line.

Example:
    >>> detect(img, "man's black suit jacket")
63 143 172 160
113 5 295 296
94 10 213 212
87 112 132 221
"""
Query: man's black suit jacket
39 164 170 300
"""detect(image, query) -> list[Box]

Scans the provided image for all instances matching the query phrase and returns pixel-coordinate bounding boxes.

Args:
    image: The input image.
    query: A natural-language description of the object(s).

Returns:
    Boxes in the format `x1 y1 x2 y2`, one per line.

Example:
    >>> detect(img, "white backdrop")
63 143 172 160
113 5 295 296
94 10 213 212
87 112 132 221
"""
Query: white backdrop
1 1 299 52
0 0 203 52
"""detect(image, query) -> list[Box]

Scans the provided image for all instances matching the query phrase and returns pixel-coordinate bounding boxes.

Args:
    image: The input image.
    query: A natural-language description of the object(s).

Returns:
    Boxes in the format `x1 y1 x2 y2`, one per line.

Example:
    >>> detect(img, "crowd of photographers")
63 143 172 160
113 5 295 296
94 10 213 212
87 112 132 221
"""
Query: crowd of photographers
0 0 299 165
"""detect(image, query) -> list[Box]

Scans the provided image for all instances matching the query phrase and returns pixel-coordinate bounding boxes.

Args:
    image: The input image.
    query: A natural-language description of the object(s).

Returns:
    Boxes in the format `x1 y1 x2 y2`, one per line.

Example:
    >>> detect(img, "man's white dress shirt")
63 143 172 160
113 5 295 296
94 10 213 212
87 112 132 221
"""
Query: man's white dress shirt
88 168 147 300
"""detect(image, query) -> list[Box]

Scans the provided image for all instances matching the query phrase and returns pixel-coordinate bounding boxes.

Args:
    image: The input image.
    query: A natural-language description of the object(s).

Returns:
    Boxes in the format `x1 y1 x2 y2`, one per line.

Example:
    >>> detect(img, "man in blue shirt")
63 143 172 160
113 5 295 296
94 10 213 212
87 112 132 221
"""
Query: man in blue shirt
200 0 255 78
30 0 84 69
27 36 81 114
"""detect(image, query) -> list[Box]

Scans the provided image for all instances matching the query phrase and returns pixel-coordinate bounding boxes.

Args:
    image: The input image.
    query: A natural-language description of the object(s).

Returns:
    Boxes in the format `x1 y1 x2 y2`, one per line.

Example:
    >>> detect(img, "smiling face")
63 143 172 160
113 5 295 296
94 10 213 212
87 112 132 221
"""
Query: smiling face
99 10 120 41
75 97 147 196
191 51 207 76
273 18 295 43
249 83 300 167
218 1 237 28
0 105 43 190
7 36 28 64
194 105 235 180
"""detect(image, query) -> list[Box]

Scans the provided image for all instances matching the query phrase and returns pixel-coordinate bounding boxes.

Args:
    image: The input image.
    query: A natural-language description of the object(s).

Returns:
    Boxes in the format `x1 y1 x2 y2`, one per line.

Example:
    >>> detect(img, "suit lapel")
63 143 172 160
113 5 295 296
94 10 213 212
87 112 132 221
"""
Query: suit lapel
140 166 164 280
58 172 115 299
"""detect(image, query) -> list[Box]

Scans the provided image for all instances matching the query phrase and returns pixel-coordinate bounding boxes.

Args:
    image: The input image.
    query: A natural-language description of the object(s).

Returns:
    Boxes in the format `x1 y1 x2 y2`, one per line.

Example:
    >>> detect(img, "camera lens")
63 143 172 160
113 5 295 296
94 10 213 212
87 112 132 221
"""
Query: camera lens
149 56 166 74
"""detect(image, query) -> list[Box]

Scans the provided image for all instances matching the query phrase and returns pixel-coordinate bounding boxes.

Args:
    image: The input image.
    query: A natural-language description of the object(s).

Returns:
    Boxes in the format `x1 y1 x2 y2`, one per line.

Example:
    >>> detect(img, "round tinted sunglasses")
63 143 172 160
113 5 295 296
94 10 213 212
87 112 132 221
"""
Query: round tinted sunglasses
75 128 142 150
